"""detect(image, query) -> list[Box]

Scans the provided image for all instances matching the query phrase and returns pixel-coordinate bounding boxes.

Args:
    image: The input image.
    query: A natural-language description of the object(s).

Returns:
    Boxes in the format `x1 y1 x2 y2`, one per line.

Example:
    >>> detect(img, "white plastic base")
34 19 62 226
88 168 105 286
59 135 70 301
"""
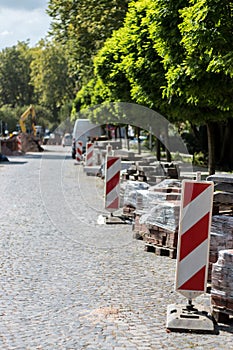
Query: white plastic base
166 304 216 333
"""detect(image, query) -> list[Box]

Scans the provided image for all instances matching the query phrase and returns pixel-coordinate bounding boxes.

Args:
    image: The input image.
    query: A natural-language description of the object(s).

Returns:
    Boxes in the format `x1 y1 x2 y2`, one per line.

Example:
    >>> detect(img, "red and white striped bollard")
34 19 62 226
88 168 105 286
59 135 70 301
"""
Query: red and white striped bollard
175 180 214 300
86 142 94 166
17 134 22 152
76 141 83 162
104 156 121 212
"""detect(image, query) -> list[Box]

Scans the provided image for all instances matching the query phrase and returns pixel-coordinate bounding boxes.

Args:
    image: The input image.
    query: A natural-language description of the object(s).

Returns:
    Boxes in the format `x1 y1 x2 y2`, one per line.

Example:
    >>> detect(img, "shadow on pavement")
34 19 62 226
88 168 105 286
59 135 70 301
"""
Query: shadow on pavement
1 160 28 165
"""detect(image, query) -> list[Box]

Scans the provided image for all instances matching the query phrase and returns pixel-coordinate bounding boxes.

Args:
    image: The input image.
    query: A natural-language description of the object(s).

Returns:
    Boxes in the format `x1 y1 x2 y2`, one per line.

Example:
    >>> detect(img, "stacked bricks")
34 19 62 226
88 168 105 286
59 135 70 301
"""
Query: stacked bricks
131 179 182 258
123 180 149 219
122 159 180 184
211 249 233 312
146 224 178 249
208 215 233 282
139 200 180 259
133 212 150 238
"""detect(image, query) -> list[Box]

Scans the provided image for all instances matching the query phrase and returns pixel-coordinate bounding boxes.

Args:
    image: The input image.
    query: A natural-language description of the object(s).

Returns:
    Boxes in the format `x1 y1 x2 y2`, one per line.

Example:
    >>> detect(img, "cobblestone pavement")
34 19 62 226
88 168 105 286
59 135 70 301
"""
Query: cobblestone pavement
0 146 232 350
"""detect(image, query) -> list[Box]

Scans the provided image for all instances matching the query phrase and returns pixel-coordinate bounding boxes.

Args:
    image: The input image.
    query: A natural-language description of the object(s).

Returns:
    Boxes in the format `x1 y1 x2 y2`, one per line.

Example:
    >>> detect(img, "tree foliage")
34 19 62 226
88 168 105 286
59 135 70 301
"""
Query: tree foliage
72 0 233 172
30 40 76 122
151 0 233 118
74 0 167 113
47 0 131 84
0 41 34 108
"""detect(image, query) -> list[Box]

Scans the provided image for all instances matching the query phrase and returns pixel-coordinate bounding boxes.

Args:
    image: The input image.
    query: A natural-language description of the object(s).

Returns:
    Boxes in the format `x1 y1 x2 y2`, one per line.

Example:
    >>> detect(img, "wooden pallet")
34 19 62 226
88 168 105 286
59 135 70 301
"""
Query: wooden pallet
144 243 177 259
212 307 233 324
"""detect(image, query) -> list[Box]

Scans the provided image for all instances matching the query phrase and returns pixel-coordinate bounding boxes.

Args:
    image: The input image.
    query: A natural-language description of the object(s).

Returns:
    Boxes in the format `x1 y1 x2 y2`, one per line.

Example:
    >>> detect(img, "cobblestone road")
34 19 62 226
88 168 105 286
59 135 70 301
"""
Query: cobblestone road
0 146 232 350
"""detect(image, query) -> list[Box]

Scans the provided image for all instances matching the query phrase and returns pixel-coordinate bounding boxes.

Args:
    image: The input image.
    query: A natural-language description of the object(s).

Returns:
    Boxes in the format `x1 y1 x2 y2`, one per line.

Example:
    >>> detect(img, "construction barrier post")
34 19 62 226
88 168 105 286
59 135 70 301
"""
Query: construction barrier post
106 143 113 155
17 134 22 153
76 141 83 163
104 156 121 213
176 180 214 300
166 179 216 333
85 142 94 166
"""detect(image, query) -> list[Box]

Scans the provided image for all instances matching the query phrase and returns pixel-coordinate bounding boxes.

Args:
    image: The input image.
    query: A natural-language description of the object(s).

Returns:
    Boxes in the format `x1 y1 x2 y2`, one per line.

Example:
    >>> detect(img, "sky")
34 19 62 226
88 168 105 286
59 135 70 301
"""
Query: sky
0 0 51 50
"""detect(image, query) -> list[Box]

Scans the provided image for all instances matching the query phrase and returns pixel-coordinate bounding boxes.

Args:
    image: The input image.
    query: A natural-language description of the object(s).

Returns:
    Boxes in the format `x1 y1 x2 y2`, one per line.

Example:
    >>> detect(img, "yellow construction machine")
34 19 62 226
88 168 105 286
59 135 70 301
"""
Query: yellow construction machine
19 105 37 136
18 105 44 153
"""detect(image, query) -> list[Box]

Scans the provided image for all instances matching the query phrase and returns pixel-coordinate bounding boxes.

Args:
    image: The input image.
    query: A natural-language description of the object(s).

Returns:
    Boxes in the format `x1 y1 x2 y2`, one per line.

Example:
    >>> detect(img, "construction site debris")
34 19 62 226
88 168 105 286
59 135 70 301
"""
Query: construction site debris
0 133 43 155
0 136 21 155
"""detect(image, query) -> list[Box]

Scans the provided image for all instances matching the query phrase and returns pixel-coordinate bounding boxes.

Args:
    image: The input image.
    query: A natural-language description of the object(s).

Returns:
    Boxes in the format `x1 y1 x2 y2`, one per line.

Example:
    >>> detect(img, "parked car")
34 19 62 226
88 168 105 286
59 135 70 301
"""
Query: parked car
62 133 72 147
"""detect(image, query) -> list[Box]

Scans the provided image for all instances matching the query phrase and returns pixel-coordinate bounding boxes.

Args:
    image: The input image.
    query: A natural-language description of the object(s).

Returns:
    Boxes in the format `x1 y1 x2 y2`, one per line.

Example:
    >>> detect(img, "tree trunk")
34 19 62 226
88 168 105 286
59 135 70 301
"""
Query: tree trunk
164 124 171 162
118 126 122 148
125 125 130 150
156 139 161 161
136 126 141 155
206 121 215 175
219 119 233 170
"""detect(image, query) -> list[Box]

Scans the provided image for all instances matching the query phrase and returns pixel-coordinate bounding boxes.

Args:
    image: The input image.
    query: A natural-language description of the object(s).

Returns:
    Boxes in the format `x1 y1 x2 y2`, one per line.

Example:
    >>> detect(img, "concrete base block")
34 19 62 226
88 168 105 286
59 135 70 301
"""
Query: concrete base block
166 304 217 334
83 166 100 176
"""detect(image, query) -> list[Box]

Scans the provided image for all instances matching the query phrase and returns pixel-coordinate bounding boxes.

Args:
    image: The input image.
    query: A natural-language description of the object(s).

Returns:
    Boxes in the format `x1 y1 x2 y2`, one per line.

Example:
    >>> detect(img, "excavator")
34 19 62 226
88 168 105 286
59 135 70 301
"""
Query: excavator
19 104 37 136
18 105 43 153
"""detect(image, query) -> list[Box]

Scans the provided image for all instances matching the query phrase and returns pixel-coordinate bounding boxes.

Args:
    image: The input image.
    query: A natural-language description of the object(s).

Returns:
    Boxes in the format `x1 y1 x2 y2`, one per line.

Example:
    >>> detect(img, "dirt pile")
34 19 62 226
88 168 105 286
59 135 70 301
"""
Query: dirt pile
20 133 44 153
0 133 43 155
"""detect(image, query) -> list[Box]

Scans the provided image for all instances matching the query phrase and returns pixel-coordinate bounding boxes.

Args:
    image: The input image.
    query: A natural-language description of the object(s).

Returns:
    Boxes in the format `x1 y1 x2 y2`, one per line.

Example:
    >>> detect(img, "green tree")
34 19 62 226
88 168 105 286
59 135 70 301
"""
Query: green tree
151 0 233 173
47 0 131 85
73 0 178 159
74 1 167 111
0 41 34 107
178 0 233 172
73 0 233 171
0 105 19 133
30 40 76 123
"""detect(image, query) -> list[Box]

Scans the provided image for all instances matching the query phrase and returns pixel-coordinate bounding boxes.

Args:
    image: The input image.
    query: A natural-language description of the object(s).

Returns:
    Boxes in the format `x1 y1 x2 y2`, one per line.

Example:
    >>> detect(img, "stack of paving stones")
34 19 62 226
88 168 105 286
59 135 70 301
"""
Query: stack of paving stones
122 180 149 218
140 200 181 258
132 190 179 239
130 179 182 258
207 174 233 215
121 157 179 185
211 249 233 322
208 215 233 282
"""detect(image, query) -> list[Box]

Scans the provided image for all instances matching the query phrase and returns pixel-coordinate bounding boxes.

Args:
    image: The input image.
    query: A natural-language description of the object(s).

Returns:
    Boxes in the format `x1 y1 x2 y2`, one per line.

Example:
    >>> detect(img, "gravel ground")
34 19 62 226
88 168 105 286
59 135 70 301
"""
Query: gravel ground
0 145 232 350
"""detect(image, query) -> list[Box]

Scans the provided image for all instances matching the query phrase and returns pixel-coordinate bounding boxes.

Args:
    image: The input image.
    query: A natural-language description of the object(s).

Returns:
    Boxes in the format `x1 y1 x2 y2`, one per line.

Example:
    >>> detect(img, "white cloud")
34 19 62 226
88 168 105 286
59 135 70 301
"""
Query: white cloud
0 5 50 50
0 30 13 37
